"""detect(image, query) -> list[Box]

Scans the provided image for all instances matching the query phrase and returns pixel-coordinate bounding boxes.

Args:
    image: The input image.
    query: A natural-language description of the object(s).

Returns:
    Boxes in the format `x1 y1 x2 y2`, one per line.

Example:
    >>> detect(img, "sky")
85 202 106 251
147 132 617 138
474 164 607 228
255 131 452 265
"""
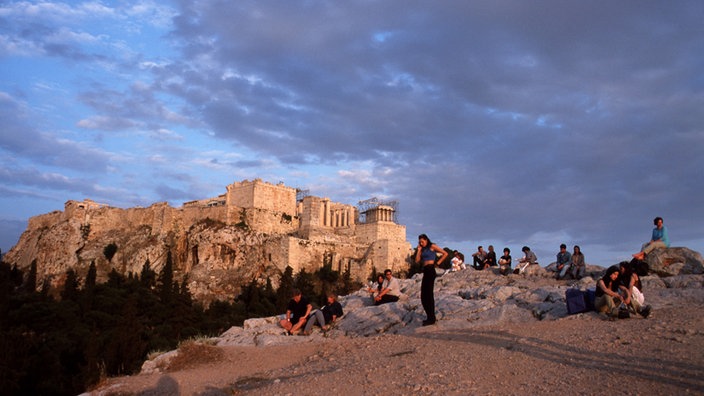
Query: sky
1 1 703 267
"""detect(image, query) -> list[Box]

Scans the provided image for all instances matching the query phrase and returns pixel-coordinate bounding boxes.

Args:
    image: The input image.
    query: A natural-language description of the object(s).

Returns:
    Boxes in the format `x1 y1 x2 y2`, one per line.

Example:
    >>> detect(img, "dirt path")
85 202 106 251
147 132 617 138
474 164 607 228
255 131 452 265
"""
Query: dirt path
90 298 704 396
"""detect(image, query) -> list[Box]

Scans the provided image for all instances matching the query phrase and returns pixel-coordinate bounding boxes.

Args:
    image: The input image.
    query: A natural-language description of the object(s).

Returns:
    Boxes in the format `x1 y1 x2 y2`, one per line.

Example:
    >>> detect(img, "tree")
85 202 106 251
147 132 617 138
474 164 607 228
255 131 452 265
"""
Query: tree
24 259 37 293
158 251 175 304
103 243 118 263
275 266 295 312
85 261 97 289
294 268 316 303
139 259 156 289
61 269 80 302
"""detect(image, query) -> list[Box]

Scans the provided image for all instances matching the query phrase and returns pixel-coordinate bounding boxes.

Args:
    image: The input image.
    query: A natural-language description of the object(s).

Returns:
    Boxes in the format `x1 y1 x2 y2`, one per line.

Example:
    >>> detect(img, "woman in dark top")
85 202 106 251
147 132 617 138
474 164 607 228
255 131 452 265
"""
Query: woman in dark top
415 234 448 326
499 247 512 276
595 266 625 318
367 274 384 300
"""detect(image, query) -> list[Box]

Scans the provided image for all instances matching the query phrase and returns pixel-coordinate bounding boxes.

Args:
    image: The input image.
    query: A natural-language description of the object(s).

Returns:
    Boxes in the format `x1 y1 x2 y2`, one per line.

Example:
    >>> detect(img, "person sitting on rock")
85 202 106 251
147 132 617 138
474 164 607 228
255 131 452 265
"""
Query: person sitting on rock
367 274 385 299
450 250 466 272
554 243 572 280
484 245 497 269
472 246 488 270
303 293 344 335
633 216 670 260
499 247 512 276
570 245 586 279
618 260 651 318
514 246 538 274
374 269 401 305
595 265 627 319
279 288 312 335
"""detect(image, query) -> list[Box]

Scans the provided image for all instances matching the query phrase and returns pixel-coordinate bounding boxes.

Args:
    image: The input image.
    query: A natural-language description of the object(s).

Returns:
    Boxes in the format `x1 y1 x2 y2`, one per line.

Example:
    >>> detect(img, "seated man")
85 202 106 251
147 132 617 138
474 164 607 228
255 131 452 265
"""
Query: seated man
375 269 401 305
471 246 488 270
515 246 538 274
554 243 572 280
279 288 312 335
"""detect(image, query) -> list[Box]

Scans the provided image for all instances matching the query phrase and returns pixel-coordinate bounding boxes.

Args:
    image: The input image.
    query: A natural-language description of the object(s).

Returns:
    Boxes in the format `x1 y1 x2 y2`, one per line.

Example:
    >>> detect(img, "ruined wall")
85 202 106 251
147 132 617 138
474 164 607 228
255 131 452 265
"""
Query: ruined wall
297 196 357 239
226 179 297 215
356 221 407 245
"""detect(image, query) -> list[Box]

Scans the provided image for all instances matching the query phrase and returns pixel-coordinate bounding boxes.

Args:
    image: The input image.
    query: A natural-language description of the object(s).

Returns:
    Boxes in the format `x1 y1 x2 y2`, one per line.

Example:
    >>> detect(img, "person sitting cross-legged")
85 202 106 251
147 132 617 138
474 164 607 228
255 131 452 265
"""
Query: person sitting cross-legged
279 288 312 335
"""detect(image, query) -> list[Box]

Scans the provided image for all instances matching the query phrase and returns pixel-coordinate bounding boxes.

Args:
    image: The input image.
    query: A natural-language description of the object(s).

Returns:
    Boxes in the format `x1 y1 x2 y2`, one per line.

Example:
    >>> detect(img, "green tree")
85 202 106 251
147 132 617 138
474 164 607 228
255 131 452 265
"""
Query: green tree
103 242 118 263
140 259 156 289
158 251 175 304
24 259 37 293
294 268 316 303
85 261 97 289
275 266 295 312
61 269 80 302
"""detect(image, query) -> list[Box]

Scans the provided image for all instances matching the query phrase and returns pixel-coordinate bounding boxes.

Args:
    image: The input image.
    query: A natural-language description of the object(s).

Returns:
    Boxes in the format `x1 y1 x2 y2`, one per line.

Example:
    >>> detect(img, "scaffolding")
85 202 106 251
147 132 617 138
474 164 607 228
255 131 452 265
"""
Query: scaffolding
296 188 310 202
357 197 399 224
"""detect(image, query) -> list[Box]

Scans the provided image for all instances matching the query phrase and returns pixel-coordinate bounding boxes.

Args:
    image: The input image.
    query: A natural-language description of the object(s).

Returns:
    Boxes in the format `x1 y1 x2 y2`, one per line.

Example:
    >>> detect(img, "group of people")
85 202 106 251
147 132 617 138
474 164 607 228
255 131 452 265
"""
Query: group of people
595 260 652 319
278 217 669 332
449 245 539 276
548 244 586 280
279 289 344 336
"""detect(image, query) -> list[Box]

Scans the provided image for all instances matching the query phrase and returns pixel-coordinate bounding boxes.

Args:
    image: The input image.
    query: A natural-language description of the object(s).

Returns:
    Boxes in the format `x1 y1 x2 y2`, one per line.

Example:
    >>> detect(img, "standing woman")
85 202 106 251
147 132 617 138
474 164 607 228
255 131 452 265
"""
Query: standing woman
415 234 448 326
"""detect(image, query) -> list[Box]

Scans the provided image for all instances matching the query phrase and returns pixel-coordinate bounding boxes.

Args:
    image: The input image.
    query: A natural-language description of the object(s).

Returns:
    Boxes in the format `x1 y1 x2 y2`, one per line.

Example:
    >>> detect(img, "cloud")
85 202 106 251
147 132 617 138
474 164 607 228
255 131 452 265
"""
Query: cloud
1 1 703 264
0 92 112 171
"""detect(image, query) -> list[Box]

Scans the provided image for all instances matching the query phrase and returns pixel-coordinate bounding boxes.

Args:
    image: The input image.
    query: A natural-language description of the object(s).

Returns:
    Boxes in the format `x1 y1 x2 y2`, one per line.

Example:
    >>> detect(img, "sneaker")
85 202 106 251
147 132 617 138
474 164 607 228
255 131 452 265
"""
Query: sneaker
422 319 436 326
640 305 652 318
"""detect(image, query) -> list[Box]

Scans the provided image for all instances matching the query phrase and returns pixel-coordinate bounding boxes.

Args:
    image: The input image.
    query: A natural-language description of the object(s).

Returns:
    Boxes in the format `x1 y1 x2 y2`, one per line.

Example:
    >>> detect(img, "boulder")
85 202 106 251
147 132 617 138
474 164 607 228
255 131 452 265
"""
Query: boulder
646 247 704 276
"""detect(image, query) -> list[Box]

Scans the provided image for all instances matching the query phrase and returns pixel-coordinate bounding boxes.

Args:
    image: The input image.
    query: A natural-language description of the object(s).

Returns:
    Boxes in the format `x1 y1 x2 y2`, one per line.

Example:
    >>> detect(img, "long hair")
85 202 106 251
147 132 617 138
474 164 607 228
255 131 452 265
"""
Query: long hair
601 265 620 289
418 233 432 246
573 245 583 256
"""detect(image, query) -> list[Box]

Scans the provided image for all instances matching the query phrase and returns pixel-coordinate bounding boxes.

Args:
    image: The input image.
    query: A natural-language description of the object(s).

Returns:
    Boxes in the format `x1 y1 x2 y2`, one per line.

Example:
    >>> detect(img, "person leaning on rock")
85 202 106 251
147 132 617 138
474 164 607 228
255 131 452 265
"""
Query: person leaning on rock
303 293 344 335
279 288 312 335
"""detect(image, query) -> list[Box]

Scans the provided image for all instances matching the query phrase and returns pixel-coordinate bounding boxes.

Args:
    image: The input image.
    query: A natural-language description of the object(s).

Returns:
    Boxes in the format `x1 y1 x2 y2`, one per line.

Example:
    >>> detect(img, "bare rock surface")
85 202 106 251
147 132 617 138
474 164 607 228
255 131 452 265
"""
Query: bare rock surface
87 268 704 395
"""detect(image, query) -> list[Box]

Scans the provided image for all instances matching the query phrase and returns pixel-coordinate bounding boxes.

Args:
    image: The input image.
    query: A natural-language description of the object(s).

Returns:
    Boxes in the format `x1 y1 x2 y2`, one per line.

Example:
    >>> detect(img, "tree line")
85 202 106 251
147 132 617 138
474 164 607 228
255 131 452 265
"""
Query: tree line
0 251 360 395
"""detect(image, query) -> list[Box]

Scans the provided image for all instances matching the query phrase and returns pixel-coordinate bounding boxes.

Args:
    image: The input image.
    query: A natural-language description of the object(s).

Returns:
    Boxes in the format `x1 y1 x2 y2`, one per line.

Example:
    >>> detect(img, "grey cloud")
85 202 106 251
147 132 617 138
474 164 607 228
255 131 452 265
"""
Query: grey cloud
0 93 111 171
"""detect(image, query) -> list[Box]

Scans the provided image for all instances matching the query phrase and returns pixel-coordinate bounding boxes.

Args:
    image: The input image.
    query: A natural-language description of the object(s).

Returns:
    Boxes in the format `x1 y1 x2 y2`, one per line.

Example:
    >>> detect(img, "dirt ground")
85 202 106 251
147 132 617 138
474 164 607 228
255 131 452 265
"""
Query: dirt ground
90 294 704 396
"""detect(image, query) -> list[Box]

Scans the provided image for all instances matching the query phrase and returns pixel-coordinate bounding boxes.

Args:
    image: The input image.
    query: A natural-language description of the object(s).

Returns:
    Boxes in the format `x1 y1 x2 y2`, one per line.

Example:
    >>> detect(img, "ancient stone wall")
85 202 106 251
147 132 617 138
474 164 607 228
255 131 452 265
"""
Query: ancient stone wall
356 221 407 245
226 179 297 215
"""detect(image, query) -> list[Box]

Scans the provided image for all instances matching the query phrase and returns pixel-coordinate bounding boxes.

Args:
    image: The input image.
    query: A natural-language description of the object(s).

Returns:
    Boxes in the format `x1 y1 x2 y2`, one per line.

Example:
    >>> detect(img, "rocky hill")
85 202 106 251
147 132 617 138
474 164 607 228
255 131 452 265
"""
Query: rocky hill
4 181 413 305
88 258 704 395
3 201 284 305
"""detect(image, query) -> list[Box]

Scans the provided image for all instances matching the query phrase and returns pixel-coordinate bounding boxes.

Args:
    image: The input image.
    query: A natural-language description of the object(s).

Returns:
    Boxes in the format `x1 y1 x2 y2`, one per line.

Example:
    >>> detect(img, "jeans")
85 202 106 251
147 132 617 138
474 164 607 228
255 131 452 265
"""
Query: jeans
303 310 326 333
